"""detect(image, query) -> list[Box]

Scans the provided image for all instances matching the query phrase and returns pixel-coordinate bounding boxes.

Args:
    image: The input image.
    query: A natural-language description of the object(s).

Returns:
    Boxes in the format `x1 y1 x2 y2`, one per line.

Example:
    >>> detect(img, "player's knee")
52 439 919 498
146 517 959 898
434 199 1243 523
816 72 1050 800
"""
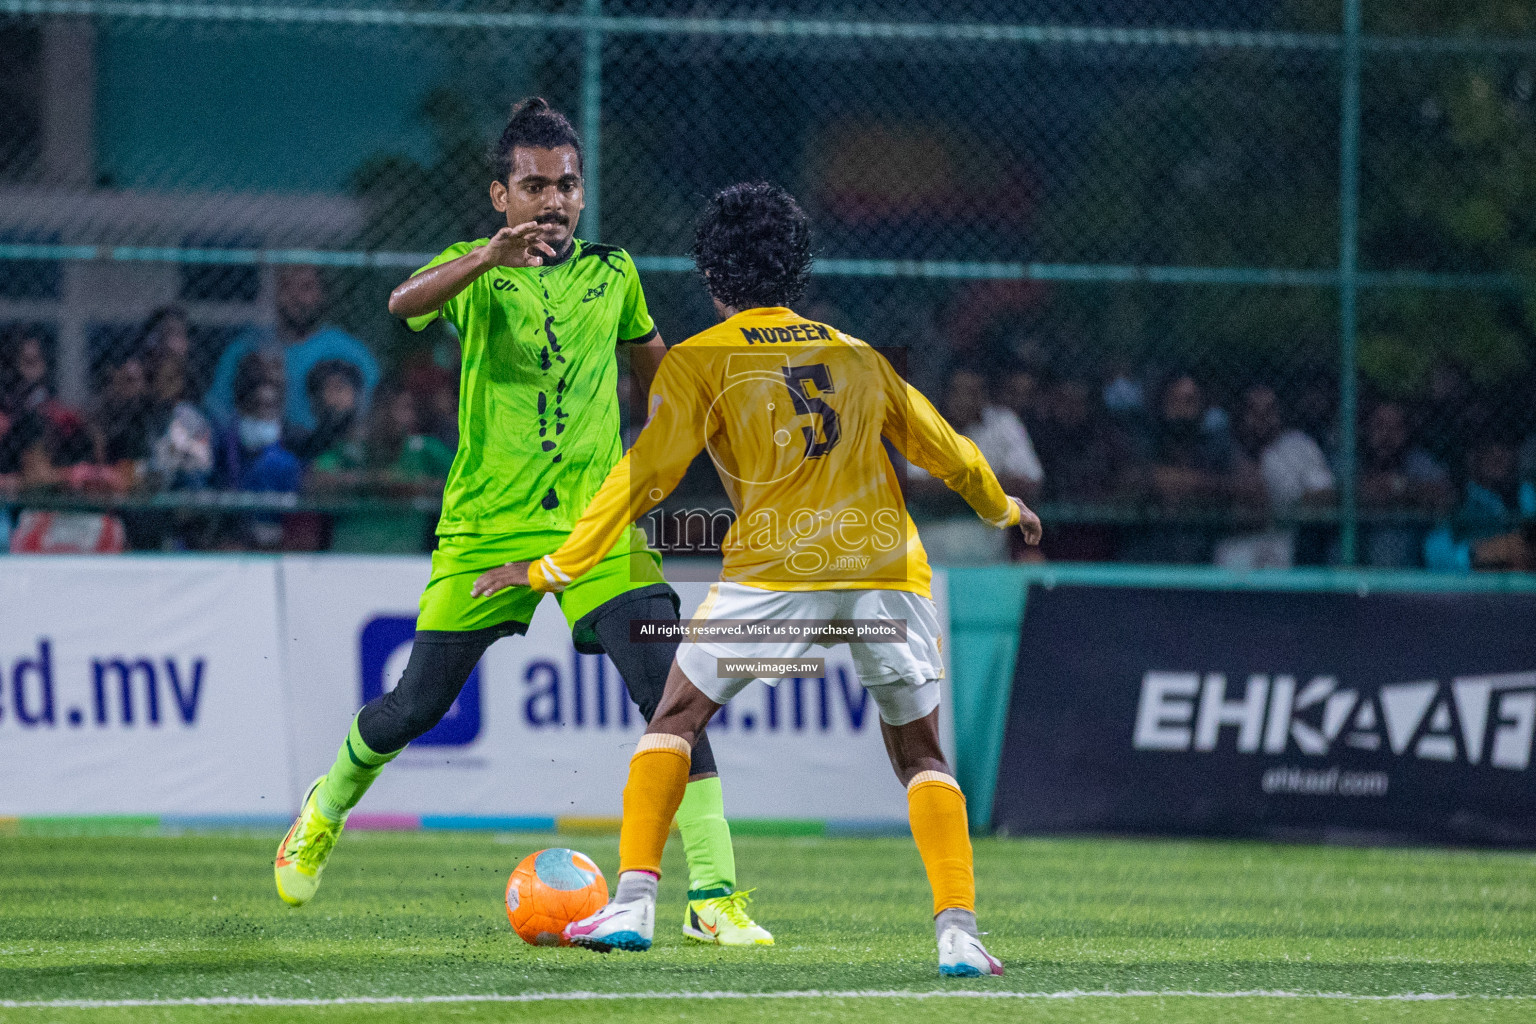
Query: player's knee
367 684 454 746
395 701 450 743
870 678 941 730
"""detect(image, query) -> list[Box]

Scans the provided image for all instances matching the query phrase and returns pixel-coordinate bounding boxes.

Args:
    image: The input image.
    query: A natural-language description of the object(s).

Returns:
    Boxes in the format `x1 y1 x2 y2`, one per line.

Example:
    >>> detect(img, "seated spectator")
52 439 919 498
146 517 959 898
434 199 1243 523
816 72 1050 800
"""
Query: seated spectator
1034 377 1139 502
205 265 380 432
402 352 461 448
0 328 109 494
309 385 453 552
906 367 1043 564
1424 433 1536 572
995 368 1041 432
1215 384 1336 569
215 352 302 549
944 368 1043 498
1413 360 1492 478
288 359 363 462
1 326 53 416
1290 368 1340 464
1030 376 1139 561
1357 401 1453 567
1122 373 1254 564
0 329 127 549
138 304 203 391
145 341 215 491
1148 374 1248 510
1101 358 1150 418
93 354 157 469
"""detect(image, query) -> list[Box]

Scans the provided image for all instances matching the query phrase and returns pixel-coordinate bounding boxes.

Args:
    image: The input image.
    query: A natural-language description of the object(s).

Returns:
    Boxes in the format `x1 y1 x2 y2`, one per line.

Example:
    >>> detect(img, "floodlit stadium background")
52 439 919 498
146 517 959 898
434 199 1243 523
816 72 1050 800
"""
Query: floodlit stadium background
3 0 1534 568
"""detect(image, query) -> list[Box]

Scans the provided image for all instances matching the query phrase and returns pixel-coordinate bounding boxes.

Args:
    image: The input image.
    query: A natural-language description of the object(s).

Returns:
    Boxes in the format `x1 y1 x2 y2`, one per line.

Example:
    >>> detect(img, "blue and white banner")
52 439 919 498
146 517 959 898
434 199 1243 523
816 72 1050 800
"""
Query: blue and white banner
1 555 951 820
280 556 953 821
0 557 292 815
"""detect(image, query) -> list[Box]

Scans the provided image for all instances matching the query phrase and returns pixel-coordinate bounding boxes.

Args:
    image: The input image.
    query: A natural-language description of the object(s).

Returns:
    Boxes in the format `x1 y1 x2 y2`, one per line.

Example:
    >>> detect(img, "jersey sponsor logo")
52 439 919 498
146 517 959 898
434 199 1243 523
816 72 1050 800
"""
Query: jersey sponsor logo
492 278 518 291
581 282 608 303
740 323 834 345
1132 669 1536 771
359 616 482 746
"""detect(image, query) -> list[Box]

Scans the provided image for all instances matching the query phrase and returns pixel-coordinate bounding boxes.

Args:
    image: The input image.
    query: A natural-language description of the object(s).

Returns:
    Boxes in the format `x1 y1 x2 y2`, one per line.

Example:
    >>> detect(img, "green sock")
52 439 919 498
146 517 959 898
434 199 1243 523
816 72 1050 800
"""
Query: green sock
315 716 400 822
675 776 737 899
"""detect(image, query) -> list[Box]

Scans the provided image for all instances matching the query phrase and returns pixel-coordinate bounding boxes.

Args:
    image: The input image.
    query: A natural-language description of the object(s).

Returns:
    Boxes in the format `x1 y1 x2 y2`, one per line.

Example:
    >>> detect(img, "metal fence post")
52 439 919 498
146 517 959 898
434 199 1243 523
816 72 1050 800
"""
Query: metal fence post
581 0 603 242
1338 0 1362 564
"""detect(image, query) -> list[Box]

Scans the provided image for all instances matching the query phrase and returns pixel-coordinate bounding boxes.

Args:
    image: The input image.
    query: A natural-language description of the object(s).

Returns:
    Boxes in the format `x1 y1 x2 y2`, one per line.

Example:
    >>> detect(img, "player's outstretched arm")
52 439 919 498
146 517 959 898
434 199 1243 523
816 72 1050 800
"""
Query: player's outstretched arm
387 223 557 319
885 371 1042 547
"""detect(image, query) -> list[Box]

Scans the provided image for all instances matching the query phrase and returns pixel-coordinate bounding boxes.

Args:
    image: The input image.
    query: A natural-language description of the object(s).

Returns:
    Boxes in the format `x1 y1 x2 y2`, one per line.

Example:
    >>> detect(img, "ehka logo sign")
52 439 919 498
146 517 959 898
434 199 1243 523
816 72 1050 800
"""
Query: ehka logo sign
1133 670 1536 771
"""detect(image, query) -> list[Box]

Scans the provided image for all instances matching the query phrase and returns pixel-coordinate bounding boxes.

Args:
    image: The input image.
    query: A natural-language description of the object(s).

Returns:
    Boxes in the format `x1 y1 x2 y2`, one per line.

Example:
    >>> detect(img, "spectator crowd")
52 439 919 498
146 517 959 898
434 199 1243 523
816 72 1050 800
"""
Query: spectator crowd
0 266 456 554
892 353 1535 572
2 273 1533 570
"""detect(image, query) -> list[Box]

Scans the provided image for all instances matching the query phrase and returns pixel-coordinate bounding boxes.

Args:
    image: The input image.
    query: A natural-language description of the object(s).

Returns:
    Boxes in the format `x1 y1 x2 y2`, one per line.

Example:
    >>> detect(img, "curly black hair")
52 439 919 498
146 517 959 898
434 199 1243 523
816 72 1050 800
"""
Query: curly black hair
490 97 583 182
692 182 813 311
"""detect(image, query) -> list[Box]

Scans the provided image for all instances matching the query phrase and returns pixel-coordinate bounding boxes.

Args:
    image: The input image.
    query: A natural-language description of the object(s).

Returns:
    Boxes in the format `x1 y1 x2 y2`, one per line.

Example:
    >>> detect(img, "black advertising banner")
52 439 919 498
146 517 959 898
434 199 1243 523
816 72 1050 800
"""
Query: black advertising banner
992 585 1536 845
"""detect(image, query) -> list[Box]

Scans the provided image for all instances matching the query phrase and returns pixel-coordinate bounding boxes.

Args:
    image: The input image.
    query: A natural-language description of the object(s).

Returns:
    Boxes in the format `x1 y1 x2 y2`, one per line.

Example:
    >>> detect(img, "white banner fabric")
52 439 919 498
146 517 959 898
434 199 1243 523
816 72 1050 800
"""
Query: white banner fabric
0 556 291 815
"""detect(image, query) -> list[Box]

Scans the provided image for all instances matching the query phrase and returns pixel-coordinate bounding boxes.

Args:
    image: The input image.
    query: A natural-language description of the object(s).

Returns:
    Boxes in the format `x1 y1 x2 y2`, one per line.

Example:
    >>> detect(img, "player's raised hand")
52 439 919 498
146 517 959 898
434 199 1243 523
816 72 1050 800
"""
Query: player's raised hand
482 222 558 268
1011 496 1043 546
471 561 533 598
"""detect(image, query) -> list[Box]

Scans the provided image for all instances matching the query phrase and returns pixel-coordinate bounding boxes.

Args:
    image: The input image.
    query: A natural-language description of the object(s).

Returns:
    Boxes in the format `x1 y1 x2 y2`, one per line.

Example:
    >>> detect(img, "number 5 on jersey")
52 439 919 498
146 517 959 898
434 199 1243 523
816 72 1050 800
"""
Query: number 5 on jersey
781 363 841 458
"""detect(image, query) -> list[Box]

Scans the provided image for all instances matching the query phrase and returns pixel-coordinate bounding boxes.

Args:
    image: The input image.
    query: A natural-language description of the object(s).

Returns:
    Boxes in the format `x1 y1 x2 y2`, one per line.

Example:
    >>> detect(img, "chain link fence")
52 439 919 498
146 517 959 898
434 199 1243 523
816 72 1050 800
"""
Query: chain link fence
1 0 1533 568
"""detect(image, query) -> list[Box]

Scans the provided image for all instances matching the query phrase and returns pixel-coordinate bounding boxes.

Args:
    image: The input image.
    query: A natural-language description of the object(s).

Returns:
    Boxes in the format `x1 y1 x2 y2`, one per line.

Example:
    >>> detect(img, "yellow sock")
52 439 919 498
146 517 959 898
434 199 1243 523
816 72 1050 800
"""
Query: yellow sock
907 770 976 916
618 733 693 877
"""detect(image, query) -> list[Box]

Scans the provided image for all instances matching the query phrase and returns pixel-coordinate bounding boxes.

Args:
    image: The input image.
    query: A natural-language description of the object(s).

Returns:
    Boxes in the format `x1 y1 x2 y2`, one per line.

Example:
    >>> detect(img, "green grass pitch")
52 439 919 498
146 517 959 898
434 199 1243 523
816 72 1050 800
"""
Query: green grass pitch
1 829 1533 1023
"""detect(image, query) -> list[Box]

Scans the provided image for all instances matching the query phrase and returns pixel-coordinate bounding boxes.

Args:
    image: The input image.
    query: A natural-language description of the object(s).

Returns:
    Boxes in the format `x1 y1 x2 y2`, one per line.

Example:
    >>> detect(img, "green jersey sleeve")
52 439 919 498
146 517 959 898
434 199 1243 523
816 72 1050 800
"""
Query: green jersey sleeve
615 250 657 345
404 240 482 333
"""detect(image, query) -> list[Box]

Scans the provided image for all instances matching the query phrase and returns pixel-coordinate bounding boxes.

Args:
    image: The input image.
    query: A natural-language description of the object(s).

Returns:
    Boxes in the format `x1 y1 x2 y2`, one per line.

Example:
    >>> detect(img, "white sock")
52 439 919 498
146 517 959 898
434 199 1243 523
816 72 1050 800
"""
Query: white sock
614 870 658 905
936 907 978 943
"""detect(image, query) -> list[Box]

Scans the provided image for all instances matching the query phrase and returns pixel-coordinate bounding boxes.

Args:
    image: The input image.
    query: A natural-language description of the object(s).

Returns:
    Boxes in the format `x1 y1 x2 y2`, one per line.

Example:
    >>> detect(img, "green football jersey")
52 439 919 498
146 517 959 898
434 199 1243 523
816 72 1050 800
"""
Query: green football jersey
406 237 657 535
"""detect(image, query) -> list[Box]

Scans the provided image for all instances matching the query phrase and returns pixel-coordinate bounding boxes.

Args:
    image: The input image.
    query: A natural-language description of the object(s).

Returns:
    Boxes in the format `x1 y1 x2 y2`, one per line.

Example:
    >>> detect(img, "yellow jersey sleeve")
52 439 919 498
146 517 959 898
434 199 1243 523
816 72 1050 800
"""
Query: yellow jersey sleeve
529 348 711 592
882 361 1020 529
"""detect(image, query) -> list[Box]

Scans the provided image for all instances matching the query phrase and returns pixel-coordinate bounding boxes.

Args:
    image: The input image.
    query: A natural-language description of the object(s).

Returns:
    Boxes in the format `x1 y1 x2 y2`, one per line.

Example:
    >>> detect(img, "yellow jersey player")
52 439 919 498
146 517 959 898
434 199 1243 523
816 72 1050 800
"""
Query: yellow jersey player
472 182 1041 976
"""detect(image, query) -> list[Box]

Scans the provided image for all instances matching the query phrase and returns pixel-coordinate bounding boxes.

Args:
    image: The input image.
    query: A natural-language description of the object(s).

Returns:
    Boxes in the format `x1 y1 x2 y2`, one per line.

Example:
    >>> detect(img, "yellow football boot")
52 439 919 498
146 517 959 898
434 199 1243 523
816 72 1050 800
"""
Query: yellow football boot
274 776 344 907
682 888 774 946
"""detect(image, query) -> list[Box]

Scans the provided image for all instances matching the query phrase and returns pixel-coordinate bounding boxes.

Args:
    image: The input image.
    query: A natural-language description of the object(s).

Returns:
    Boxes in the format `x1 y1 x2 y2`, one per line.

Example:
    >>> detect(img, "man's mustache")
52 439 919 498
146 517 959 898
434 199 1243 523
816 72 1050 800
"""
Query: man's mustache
536 213 569 226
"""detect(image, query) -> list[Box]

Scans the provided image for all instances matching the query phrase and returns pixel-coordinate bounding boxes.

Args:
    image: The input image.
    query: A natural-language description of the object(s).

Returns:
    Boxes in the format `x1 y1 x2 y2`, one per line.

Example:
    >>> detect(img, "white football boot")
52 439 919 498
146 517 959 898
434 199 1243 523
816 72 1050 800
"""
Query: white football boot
938 926 1004 977
563 898 655 952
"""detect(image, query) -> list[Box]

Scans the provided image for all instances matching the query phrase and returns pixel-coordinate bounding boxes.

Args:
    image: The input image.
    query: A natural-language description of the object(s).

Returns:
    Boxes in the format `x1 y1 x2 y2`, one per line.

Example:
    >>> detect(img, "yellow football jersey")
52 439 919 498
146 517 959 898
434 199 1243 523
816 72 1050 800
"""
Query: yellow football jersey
528 306 1019 598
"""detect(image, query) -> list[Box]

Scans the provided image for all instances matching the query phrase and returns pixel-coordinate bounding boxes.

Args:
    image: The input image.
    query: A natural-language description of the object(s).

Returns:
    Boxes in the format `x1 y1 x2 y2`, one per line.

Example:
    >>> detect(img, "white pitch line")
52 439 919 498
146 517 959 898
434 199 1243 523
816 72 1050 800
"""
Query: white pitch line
3 989 1535 1009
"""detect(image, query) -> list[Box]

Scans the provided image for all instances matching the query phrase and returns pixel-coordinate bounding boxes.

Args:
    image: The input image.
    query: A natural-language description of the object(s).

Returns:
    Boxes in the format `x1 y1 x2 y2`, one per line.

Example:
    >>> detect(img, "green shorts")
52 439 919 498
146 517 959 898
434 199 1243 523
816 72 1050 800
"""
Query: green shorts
417 525 674 652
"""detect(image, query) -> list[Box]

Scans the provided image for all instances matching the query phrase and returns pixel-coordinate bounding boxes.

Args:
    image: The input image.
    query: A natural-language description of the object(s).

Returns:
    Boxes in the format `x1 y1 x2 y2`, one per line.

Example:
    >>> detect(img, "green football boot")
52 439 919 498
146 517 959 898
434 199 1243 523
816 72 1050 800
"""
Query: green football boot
274 775 345 907
682 888 774 946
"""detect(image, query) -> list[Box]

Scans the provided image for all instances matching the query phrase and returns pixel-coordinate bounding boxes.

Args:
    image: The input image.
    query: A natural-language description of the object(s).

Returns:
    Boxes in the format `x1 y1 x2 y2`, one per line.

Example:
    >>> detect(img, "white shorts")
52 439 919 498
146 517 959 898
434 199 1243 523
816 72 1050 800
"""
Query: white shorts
674 582 944 727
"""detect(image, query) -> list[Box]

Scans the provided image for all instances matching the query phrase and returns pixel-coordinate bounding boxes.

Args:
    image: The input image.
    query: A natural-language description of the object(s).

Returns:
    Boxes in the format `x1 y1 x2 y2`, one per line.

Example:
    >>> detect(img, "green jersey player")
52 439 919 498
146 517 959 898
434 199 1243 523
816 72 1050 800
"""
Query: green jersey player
275 98 769 946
